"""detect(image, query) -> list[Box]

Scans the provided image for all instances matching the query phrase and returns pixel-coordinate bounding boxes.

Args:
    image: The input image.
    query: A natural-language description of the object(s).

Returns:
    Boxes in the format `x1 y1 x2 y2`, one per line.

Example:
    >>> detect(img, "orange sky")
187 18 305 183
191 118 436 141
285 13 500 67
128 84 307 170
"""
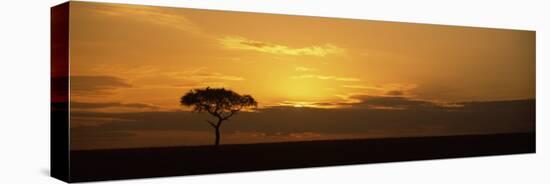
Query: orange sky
69 2 534 112
66 2 535 149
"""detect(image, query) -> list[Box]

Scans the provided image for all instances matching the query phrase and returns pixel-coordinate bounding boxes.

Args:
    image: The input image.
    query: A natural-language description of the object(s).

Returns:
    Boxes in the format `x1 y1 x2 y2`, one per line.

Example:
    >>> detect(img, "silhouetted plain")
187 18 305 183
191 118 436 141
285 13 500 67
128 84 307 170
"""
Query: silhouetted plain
70 132 535 182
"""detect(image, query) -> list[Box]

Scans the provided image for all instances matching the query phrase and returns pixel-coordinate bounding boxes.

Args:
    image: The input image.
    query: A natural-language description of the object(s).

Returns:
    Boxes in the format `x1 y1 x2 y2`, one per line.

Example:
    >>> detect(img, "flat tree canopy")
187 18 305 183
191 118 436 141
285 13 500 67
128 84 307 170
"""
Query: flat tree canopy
180 87 257 146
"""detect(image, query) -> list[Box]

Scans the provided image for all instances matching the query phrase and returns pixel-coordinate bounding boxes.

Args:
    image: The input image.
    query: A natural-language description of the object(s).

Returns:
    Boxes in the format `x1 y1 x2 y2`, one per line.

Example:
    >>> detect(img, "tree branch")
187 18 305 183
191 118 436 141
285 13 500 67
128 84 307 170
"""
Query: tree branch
205 120 216 128
205 106 223 120
222 108 241 120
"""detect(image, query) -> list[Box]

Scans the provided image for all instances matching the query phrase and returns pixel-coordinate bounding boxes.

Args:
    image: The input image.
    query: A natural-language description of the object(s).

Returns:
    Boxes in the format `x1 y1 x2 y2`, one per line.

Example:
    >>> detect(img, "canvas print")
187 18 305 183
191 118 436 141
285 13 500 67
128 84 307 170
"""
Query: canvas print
51 1 535 182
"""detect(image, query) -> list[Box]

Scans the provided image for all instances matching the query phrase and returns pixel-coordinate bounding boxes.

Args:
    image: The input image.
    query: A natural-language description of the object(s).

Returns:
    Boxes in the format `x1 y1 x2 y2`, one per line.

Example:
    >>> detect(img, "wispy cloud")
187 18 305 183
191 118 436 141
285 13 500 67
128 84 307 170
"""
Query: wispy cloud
169 68 244 82
70 75 132 96
91 65 160 78
70 116 136 127
71 101 160 110
274 93 462 111
295 67 317 72
341 83 418 97
341 85 383 90
276 100 350 109
291 74 359 82
70 101 162 113
92 4 201 35
192 72 245 81
219 36 344 57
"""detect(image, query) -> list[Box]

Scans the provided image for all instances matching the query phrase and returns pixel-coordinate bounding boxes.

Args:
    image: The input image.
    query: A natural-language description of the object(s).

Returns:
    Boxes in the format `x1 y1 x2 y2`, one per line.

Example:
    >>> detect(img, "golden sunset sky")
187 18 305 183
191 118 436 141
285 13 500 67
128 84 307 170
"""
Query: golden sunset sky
69 2 534 111
66 2 535 149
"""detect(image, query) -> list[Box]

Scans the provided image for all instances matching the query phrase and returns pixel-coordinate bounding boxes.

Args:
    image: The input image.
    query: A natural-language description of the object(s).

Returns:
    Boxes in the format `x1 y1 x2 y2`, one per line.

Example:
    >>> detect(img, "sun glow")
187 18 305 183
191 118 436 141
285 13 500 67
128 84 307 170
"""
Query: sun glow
278 78 327 100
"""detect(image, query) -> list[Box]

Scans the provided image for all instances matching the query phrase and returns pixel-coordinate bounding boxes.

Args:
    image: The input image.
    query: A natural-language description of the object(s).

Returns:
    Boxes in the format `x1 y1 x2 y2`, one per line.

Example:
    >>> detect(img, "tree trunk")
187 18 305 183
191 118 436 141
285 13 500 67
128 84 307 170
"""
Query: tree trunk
214 126 220 147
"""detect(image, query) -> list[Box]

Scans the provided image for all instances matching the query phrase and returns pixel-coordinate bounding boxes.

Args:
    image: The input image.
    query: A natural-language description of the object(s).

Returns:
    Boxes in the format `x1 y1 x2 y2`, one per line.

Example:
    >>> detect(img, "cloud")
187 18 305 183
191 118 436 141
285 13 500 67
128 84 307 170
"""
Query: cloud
91 64 159 77
341 85 383 90
341 83 417 97
276 100 352 109
348 95 437 110
71 101 159 110
192 72 245 81
70 116 137 127
295 67 317 72
92 4 201 35
70 75 132 95
291 67 359 84
167 68 245 89
219 36 344 57
291 74 360 82
385 90 405 96
276 93 456 110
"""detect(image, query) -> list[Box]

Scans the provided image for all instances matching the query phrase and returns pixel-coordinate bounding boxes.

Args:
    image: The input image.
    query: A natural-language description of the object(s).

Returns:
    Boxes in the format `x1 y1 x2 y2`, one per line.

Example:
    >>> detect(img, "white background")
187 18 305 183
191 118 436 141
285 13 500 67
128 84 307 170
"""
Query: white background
0 0 548 183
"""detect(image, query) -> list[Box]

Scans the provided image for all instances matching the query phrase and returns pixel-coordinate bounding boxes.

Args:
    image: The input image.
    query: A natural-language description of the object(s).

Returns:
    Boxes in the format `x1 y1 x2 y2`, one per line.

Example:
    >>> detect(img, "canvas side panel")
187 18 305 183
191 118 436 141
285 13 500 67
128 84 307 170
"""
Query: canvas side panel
51 2 70 182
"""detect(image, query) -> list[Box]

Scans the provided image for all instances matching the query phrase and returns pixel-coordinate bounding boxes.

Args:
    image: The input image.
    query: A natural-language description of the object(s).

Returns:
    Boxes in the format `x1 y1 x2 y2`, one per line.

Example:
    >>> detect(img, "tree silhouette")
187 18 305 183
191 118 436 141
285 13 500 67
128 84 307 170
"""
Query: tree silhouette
180 87 257 147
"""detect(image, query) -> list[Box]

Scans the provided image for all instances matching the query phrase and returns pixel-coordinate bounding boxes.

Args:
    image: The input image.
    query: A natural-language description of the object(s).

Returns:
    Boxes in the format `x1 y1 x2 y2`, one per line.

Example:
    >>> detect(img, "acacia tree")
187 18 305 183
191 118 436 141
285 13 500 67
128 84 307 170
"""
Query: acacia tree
180 87 257 147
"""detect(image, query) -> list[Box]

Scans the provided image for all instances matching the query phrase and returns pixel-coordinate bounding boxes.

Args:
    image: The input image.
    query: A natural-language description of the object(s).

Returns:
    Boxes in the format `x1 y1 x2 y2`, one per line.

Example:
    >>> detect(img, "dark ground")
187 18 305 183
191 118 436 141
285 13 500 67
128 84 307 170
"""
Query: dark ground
69 132 535 182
